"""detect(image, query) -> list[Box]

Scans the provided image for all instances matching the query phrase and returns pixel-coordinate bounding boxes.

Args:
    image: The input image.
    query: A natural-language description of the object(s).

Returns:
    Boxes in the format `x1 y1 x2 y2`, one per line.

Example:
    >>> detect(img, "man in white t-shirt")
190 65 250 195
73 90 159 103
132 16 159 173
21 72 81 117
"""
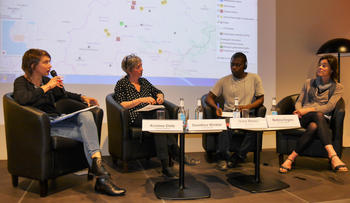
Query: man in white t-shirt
206 52 264 170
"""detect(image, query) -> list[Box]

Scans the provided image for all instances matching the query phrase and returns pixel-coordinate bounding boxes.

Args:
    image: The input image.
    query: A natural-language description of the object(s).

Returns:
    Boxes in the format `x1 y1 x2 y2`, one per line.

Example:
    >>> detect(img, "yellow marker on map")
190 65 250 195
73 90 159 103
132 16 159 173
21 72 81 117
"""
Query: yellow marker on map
104 28 111 37
140 6 144 11
158 49 163 54
161 0 167 5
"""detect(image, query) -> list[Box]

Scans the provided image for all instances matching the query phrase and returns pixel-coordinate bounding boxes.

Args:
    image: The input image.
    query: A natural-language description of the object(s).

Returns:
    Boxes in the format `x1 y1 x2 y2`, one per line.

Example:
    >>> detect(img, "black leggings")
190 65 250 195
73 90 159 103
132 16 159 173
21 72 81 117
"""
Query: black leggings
295 111 332 154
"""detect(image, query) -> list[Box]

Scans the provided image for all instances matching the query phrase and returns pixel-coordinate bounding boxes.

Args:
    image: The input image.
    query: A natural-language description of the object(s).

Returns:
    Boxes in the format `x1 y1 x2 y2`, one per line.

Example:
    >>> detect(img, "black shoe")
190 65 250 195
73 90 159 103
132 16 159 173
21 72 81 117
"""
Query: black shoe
162 167 177 177
173 155 200 166
91 157 110 177
217 160 228 171
228 154 244 168
184 155 200 165
95 177 126 196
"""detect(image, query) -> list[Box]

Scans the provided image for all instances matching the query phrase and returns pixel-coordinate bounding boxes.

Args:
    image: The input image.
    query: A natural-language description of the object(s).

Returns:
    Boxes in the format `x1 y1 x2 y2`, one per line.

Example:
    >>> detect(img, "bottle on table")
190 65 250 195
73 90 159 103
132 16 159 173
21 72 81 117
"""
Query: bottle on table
178 98 186 127
271 97 278 115
233 97 240 118
194 98 203 119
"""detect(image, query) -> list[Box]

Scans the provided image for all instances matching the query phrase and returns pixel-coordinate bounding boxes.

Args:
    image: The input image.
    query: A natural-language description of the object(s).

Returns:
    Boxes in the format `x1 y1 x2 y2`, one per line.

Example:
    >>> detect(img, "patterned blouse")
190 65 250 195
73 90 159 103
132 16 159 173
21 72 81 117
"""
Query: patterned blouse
113 76 163 125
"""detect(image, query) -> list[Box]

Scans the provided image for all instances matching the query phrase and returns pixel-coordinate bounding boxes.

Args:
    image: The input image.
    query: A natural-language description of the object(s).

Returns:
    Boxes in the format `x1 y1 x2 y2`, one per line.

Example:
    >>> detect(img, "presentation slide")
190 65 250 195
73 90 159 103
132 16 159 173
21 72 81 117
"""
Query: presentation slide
0 0 257 86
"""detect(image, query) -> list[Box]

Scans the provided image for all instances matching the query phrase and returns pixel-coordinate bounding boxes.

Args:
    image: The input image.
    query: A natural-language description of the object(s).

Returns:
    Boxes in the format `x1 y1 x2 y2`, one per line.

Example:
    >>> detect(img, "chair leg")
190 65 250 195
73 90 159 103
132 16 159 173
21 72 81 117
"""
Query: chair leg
122 161 128 172
12 175 18 187
39 180 48 197
279 154 284 165
87 168 94 180
112 158 118 168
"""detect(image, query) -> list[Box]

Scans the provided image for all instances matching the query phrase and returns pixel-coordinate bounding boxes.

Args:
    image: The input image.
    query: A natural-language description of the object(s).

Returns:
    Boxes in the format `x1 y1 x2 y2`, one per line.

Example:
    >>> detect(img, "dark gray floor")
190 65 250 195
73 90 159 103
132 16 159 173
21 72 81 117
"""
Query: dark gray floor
1 148 350 203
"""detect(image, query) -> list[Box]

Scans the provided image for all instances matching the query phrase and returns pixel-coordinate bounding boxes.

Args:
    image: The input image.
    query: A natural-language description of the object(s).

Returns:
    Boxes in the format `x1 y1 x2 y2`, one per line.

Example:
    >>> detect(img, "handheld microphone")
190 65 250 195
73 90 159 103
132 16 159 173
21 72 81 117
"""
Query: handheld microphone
50 70 66 93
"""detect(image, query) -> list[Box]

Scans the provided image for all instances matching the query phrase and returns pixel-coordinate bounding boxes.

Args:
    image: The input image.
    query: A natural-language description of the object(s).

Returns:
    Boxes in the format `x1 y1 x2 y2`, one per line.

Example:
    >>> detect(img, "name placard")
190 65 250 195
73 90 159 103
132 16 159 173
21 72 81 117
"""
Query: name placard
221 112 233 118
266 115 301 128
142 119 183 132
187 119 227 131
229 118 268 129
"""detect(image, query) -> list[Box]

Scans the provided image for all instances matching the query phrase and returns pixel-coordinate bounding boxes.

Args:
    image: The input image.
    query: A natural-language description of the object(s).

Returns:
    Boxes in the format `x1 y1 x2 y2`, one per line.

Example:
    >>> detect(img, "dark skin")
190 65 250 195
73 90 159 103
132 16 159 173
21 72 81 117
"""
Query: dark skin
205 57 264 117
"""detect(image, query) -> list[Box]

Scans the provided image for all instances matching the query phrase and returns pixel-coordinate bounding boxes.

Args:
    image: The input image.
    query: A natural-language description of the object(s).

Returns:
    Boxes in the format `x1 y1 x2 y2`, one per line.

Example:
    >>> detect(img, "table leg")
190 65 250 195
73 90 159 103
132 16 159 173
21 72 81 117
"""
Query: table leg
227 131 289 193
154 133 211 200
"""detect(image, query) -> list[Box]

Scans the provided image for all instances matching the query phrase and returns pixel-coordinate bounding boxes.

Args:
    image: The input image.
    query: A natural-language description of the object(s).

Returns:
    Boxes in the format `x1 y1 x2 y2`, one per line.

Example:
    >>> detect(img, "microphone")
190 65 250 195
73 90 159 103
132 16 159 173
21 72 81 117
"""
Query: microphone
50 70 66 93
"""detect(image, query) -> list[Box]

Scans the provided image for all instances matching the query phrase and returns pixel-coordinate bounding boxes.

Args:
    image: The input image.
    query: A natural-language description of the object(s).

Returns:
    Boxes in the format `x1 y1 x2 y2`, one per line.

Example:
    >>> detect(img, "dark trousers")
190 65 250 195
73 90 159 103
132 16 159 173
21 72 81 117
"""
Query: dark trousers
295 111 332 154
132 110 177 160
217 129 255 160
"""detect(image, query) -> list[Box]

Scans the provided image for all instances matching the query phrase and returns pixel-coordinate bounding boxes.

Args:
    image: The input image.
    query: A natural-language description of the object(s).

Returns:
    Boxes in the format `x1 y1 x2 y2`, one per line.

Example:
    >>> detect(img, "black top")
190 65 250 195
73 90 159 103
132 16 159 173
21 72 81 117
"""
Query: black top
13 76 82 116
113 76 163 125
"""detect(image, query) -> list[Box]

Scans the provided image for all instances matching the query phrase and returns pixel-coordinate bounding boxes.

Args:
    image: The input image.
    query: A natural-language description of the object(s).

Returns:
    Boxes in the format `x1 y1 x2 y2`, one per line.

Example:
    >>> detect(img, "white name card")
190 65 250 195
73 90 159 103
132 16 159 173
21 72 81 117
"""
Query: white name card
221 112 233 118
187 119 227 131
142 119 183 132
266 115 301 128
229 118 268 129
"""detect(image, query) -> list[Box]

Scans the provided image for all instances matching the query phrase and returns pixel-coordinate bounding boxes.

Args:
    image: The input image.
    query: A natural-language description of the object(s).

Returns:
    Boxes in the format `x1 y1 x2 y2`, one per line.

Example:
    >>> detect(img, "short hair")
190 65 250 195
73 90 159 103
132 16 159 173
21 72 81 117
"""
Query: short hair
22 49 51 76
319 55 338 82
230 52 247 69
121 54 142 75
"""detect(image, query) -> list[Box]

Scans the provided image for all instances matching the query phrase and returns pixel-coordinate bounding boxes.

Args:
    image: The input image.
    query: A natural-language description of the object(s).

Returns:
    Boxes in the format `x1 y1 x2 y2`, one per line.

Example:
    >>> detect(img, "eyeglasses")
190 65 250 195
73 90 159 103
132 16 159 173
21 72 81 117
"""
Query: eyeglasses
125 54 137 69
231 63 243 67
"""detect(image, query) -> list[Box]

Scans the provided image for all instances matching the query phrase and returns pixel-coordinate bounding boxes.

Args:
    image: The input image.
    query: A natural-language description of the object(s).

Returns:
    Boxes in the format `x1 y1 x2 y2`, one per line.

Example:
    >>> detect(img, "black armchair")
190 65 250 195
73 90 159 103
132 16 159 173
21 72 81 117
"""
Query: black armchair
276 94 345 166
201 94 266 160
105 93 179 172
3 93 103 197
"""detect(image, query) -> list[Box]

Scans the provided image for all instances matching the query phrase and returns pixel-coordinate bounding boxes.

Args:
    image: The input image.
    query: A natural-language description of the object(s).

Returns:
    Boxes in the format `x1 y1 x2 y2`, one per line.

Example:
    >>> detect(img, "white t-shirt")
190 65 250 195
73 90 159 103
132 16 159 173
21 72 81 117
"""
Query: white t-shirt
210 73 264 111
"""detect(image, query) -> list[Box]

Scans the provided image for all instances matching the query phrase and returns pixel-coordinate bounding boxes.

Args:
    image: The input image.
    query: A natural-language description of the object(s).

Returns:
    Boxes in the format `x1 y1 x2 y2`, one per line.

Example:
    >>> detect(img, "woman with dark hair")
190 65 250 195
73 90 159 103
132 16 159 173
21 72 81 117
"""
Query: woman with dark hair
14 48 126 196
279 55 348 173
113 54 199 177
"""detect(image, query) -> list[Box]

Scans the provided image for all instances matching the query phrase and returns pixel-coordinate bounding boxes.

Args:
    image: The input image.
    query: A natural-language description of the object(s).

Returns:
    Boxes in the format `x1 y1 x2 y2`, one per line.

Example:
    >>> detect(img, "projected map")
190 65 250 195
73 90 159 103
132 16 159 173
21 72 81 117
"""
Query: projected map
0 0 257 85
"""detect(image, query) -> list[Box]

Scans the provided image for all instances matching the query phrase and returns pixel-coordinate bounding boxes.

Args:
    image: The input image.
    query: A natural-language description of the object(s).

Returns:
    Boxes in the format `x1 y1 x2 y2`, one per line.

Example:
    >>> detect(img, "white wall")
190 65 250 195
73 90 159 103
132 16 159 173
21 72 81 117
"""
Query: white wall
276 0 350 147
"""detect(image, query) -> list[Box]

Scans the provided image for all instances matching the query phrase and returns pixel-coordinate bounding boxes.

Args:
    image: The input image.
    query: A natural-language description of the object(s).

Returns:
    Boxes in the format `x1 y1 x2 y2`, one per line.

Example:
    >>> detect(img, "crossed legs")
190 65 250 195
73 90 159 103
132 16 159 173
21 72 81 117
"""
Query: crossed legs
280 112 348 173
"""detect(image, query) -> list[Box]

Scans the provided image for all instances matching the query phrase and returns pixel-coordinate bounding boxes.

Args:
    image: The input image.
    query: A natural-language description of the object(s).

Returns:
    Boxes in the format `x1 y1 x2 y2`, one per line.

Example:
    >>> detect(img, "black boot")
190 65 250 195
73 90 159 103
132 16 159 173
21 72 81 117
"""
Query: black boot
95 177 126 196
161 159 176 177
91 157 110 177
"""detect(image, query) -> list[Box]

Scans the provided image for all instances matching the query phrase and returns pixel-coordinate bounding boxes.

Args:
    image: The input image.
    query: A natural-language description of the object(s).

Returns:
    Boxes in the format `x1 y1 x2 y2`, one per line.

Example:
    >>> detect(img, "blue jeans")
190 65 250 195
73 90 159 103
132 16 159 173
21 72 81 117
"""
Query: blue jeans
50 111 100 166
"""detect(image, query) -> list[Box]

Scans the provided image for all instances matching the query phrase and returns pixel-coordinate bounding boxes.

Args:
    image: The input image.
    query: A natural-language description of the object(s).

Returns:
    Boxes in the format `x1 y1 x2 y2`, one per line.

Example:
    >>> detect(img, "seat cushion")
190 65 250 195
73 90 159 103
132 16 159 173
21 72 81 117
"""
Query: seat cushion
129 127 143 139
277 128 306 137
128 127 154 138
51 136 82 150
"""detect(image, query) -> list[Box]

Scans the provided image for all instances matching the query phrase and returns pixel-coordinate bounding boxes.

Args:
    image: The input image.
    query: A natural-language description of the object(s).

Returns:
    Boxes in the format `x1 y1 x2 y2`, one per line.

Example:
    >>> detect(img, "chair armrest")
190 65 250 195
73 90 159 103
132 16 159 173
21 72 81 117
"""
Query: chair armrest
3 93 52 177
163 100 179 119
201 94 218 119
330 98 345 142
106 93 131 157
277 94 299 115
255 105 266 117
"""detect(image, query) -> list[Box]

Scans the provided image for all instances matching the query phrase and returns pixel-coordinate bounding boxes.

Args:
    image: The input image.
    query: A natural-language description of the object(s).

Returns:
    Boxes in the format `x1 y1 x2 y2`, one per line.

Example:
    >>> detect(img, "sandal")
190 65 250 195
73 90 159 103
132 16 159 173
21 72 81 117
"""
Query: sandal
329 155 348 172
279 158 293 174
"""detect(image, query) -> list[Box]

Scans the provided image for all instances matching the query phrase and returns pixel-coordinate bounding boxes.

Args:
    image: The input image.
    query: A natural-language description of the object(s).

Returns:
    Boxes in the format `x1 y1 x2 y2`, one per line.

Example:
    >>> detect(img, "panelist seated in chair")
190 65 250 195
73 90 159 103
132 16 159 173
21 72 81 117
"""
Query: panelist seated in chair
205 52 264 171
279 55 348 173
14 49 126 196
113 54 199 177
